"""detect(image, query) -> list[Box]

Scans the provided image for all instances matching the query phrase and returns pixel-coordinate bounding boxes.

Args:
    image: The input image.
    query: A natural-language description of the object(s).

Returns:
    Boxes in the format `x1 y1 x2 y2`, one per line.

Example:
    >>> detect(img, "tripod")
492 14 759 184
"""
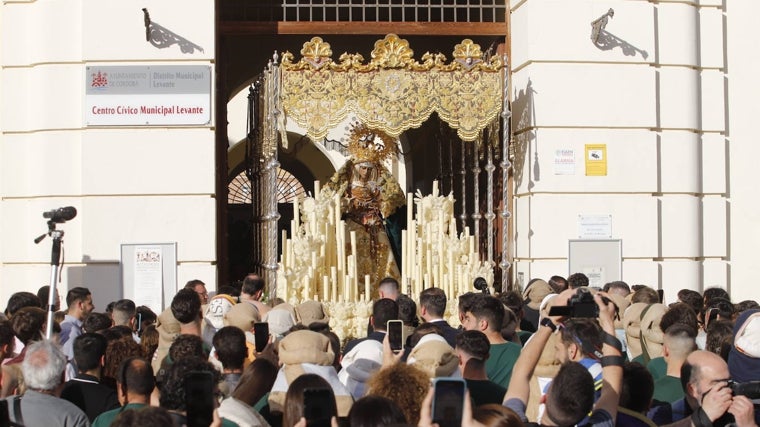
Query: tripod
34 220 64 340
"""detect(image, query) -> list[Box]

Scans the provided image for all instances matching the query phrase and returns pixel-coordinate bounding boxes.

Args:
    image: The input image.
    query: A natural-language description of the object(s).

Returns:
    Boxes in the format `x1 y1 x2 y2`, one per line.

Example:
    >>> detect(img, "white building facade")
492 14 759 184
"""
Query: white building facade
0 0 757 309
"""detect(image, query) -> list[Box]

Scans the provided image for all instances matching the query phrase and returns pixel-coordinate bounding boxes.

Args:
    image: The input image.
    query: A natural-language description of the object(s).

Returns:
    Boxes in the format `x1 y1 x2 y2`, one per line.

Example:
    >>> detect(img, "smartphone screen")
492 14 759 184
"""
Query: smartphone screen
254 322 269 353
432 378 466 427
303 388 335 427
387 320 403 352
185 371 215 427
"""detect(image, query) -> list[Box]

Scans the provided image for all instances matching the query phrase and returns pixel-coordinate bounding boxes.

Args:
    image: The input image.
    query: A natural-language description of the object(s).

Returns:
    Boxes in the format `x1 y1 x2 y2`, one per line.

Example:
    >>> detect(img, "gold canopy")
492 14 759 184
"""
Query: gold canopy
280 34 504 143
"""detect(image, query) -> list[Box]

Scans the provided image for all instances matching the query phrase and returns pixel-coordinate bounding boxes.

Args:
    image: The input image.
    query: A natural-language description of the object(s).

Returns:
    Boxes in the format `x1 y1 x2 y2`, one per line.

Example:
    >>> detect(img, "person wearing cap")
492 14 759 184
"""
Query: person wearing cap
522 279 554 332
406 333 458 378
295 300 330 327
268 330 353 417
263 303 297 341
456 330 506 406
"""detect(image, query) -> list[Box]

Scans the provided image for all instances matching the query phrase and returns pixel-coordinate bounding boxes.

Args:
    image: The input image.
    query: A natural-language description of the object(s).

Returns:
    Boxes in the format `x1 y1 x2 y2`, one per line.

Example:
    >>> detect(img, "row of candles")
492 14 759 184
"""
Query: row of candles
277 180 486 303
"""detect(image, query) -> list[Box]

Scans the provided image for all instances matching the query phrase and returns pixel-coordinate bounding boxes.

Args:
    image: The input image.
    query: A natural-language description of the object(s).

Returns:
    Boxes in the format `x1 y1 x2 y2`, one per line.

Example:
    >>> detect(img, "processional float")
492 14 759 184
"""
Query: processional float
248 34 511 336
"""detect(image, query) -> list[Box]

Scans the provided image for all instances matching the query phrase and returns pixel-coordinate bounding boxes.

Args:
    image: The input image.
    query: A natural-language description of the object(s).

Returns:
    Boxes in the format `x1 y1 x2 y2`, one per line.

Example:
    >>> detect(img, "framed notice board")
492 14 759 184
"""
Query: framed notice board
120 243 177 315
568 239 622 287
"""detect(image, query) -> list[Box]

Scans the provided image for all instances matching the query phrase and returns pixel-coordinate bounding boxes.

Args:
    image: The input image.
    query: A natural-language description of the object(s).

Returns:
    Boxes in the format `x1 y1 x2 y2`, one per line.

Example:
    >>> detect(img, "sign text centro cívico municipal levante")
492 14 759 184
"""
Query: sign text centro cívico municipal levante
85 65 211 126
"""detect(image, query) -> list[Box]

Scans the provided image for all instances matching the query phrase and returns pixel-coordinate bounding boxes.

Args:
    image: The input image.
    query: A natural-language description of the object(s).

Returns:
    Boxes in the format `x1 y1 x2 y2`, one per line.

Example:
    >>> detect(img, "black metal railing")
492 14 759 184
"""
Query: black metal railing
221 0 507 23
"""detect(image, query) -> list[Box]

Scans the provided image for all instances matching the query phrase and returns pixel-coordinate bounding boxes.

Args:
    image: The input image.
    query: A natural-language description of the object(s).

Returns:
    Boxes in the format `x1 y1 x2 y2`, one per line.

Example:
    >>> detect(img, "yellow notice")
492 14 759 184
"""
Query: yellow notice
585 144 607 176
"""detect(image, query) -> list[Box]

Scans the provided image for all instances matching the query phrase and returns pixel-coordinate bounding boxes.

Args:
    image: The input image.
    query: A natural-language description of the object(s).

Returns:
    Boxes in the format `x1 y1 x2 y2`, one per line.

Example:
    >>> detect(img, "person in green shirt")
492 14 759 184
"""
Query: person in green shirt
460 294 522 388
652 323 697 404
93 357 154 427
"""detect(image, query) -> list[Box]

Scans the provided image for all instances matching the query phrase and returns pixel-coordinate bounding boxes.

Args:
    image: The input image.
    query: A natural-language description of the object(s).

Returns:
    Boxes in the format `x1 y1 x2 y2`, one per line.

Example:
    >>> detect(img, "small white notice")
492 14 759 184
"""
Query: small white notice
583 266 605 287
578 214 612 239
134 246 163 314
554 149 575 175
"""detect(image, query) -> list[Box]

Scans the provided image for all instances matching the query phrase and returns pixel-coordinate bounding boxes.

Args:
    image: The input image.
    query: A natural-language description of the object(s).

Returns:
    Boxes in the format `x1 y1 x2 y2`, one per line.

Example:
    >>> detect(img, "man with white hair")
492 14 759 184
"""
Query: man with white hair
8 340 89 426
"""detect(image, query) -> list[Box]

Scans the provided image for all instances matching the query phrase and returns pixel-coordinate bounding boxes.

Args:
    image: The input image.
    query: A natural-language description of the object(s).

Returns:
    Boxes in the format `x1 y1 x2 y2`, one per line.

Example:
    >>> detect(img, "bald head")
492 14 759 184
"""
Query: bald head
681 350 730 407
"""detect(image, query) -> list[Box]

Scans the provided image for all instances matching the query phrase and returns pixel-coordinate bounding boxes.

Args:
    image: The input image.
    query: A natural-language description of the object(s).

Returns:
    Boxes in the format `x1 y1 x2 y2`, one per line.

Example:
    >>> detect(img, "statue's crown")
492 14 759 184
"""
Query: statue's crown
346 122 397 164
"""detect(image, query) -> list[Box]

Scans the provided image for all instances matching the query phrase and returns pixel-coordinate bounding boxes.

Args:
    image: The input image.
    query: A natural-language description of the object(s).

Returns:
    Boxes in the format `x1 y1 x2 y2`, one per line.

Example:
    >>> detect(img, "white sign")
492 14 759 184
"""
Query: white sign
133 246 164 315
554 149 575 175
583 266 606 287
578 214 612 239
85 65 211 126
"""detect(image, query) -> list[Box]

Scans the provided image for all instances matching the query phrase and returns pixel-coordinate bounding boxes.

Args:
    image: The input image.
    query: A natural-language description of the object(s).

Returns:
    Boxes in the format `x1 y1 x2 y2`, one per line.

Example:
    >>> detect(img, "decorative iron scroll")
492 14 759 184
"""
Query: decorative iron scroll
280 34 504 143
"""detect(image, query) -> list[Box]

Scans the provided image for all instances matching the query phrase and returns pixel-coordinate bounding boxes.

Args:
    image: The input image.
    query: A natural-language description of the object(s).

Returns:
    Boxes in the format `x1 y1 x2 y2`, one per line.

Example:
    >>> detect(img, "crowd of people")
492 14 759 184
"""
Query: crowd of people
0 272 757 427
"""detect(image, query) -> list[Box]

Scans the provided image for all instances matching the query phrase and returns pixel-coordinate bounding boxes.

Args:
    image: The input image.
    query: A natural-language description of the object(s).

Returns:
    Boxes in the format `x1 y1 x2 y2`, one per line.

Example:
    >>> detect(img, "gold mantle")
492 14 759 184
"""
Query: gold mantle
280 34 504 143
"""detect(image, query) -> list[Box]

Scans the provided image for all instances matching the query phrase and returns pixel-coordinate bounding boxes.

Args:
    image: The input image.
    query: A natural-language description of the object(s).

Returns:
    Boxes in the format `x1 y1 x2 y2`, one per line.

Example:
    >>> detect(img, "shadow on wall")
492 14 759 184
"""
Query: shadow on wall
512 78 539 192
143 8 204 54
593 30 648 59
66 255 121 313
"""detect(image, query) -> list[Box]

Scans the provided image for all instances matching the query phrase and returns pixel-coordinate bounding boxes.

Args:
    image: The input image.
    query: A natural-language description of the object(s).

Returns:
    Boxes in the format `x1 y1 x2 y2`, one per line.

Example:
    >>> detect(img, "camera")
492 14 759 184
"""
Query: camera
473 277 490 295
42 206 77 224
728 380 760 399
549 287 611 318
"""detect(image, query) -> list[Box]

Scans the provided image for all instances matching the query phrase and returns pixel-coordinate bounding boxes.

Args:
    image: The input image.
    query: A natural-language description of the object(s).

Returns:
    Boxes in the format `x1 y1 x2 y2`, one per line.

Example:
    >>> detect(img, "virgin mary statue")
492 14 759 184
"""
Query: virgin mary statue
322 123 405 297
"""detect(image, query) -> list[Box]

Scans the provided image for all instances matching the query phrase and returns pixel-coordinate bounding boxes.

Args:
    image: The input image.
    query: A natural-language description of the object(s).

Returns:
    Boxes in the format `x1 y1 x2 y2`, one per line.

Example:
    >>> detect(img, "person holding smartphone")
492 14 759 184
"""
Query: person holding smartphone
158 356 237 427
503 289 624 427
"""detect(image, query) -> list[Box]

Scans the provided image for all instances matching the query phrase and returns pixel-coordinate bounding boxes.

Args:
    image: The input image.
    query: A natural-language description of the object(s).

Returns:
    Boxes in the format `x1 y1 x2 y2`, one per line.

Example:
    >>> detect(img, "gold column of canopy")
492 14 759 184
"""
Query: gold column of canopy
280 34 504 144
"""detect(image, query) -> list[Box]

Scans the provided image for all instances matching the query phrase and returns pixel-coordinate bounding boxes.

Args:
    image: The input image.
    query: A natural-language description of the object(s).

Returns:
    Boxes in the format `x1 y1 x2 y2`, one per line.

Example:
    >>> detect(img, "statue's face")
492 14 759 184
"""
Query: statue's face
356 162 375 179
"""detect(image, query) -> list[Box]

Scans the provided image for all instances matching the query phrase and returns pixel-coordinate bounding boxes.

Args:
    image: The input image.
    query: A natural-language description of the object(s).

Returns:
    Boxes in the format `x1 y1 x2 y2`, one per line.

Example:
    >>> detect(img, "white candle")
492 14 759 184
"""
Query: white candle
323 275 329 301
344 275 351 302
433 180 439 197
314 180 321 199
294 198 300 230
364 275 371 301
303 275 310 302
350 231 357 257
401 230 408 283
407 193 413 229
331 267 338 303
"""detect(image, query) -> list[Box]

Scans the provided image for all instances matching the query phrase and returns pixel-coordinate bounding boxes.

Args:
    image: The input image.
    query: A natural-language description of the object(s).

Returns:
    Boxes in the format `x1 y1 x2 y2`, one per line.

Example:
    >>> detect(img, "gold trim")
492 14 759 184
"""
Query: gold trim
281 34 504 141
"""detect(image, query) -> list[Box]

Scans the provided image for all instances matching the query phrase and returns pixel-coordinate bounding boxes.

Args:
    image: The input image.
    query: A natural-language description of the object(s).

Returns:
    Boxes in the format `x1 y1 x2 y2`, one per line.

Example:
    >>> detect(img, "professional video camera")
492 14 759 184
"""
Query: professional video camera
473 277 490 295
728 380 760 399
548 287 613 318
42 206 77 224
